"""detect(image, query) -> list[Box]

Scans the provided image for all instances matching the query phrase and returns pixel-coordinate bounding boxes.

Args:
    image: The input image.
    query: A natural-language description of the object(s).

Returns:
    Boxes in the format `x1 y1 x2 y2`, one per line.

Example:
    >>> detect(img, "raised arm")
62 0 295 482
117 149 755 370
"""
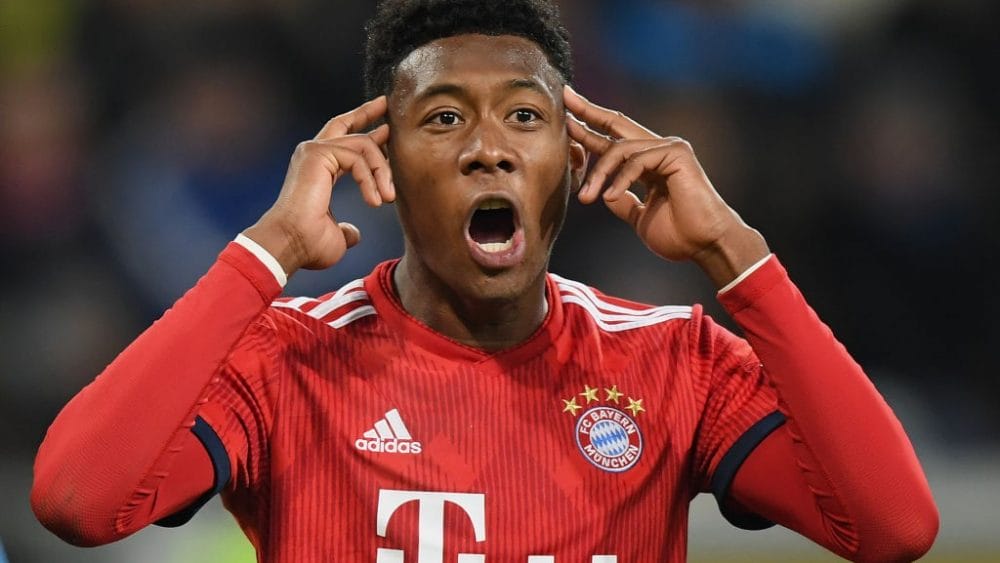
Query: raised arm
31 97 393 546
564 85 938 561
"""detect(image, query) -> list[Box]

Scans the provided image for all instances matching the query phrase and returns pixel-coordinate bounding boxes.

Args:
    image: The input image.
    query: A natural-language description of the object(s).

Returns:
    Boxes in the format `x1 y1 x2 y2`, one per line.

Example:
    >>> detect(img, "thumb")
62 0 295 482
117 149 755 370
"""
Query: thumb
339 222 362 248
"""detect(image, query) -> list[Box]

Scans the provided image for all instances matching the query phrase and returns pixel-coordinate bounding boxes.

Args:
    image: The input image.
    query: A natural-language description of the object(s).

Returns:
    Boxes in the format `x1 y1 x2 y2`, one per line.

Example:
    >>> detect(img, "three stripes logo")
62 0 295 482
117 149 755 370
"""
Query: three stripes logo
355 408 423 454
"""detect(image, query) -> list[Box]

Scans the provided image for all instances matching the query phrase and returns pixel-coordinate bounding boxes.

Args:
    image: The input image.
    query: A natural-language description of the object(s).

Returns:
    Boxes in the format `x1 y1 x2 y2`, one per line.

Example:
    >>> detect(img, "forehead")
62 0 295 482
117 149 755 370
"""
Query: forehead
391 34 562 103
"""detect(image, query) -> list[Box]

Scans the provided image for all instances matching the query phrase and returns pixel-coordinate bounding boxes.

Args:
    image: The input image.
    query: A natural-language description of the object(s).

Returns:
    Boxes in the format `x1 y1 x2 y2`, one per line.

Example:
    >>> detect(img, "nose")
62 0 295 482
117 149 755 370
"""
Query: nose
459 120 516 175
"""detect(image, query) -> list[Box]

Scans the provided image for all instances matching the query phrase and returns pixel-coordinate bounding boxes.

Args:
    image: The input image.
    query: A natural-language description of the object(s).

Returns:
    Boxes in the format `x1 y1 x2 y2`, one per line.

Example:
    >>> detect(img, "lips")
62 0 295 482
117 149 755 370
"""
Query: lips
464 195 526 269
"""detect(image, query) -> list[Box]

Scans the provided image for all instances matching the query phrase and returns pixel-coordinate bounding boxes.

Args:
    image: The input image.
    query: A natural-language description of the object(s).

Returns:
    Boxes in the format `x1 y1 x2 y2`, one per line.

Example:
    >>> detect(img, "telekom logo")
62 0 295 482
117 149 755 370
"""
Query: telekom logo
376 489 618 563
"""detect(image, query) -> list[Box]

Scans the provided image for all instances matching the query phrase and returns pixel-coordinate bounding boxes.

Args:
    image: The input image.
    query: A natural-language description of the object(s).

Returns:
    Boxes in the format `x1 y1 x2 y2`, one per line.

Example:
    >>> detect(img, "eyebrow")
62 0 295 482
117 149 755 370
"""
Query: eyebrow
412 78 551 105
413 83 466 104
506 78 549 96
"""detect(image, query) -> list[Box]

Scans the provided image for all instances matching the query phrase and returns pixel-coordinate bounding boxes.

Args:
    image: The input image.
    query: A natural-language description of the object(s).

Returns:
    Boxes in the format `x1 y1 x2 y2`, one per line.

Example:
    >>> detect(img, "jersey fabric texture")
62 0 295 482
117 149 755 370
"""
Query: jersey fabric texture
182 259 781 561
32 242 939 562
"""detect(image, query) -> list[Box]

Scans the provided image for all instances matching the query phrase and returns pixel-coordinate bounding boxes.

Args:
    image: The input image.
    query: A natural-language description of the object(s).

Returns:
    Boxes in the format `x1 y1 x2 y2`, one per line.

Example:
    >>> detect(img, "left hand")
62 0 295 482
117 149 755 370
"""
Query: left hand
564 85 769 287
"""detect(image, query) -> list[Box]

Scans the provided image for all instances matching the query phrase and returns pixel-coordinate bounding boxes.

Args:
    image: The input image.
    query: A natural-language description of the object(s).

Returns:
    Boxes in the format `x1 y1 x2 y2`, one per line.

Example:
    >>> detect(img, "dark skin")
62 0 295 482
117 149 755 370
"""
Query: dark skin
243 33 768 350
387 35 585 349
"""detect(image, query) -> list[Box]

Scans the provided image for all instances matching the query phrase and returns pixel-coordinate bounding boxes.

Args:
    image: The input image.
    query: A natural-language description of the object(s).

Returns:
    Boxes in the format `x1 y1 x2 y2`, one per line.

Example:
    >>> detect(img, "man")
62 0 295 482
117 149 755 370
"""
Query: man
32 0 938 561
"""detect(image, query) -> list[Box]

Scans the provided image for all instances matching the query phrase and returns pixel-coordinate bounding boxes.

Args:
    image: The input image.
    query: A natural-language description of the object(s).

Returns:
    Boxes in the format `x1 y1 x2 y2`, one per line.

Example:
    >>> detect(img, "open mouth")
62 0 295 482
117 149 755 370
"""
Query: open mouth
468 198 516 253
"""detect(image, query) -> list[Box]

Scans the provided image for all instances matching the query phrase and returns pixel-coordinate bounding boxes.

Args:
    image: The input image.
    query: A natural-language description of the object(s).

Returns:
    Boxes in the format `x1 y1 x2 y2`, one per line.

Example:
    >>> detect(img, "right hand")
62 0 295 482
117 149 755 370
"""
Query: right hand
243 96 393 275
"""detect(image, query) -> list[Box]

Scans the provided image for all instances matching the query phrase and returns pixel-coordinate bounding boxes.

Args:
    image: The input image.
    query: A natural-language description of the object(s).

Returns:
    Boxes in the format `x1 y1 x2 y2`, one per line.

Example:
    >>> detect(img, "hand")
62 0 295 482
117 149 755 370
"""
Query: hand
564 86 769 288
243 96 394 275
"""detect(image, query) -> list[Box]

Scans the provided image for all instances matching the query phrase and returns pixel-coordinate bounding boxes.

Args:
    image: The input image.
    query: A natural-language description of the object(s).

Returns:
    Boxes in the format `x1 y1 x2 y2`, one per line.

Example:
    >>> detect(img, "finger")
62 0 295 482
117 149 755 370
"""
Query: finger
566 115 614 155
356 132 395 202
604 189 644 228
319 135 390 205
581 140 652 203
339 222 361 248
578 141 626 203
603 152 652 203
315 95 388 140
321 143 381 207
346 157 382 207
602 144 674 202
563 85 656 140
368 122 390 147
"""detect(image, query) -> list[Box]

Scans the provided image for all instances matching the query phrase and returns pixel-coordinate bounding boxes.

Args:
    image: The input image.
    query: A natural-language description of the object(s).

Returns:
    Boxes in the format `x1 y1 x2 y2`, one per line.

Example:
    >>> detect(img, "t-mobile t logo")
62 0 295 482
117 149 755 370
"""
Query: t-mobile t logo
376 490 485 563
375 489 617 563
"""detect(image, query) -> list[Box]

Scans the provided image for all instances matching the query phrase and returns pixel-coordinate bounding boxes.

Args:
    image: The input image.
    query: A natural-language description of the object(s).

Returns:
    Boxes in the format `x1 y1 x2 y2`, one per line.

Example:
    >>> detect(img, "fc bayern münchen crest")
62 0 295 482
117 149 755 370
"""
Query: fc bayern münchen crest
562 385 644 473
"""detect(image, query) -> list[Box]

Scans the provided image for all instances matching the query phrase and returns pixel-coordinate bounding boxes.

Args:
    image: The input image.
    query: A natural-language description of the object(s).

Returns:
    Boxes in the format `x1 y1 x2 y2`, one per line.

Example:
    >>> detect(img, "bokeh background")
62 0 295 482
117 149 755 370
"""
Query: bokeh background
2 0 998 561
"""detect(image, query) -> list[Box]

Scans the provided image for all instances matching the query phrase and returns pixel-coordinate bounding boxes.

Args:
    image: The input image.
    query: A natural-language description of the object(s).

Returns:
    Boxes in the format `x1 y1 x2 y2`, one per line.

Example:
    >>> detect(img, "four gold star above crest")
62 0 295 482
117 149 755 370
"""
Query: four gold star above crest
562 397 582 415
604 385 624 404
626 397 645 416
562 385 645 417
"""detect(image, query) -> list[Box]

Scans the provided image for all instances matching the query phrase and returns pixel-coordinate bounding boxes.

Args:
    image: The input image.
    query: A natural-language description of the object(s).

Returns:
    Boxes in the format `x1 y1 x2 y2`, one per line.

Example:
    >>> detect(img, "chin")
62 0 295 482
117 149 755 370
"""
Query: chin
463 259 548 303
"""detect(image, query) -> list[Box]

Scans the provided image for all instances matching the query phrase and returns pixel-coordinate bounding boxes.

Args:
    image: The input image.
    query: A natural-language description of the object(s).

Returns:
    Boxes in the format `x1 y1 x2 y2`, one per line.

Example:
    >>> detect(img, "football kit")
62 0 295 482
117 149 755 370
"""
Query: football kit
32 241 937 562
180 258 780 561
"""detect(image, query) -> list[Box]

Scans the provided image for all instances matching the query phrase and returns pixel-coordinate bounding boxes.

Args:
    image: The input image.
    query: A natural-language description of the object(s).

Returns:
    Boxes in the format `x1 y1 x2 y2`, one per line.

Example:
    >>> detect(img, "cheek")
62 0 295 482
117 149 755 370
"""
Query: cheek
524 130 570 178
390 146 464 243
538 174 570 241
390 147 432 208
525 141 569 195
522 139 571 218
390 137 454 191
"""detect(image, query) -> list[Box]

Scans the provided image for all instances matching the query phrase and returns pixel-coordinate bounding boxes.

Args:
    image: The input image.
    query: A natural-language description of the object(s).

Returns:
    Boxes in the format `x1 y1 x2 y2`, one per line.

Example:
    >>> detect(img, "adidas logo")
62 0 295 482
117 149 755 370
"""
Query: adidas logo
355 408 423 454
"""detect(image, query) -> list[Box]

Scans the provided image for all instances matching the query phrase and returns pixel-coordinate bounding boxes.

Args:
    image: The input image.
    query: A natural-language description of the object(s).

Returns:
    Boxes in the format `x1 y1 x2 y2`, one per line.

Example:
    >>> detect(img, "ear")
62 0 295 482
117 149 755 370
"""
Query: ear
568 138 589 193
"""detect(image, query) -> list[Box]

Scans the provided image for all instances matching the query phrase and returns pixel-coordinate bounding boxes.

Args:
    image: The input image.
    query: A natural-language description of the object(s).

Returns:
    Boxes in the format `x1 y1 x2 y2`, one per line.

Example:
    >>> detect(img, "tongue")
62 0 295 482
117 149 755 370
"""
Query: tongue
469 208 515 244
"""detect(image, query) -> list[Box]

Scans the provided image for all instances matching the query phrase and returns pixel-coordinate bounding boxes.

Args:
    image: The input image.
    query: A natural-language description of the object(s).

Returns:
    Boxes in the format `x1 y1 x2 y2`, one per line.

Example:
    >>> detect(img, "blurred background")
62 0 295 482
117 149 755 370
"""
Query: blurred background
1 0 997 561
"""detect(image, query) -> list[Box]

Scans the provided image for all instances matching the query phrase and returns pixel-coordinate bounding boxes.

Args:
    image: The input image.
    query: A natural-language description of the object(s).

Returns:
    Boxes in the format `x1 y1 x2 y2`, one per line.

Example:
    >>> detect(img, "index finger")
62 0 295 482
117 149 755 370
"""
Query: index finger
566 113 614 155
315 95 388 140
563 85 656 140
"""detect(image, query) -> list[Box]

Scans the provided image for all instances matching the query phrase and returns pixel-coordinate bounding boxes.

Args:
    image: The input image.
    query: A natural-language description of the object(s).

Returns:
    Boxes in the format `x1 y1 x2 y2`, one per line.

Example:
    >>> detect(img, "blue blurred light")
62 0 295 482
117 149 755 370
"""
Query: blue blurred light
604 0 829 95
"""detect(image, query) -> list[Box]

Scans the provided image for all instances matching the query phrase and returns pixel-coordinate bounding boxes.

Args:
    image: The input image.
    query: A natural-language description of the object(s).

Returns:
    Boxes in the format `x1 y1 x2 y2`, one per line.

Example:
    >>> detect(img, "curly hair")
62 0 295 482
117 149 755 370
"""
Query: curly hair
363 0 573 99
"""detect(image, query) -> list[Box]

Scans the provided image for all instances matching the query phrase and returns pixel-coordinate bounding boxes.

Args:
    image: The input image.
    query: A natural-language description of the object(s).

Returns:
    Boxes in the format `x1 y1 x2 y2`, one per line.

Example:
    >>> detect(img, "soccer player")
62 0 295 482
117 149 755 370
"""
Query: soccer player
32 1 939 561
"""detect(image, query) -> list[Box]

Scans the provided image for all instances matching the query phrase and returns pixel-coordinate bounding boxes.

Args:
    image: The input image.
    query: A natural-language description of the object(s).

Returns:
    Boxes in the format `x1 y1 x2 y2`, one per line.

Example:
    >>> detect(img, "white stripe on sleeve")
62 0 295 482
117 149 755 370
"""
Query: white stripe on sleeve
234 233 288 288
717 253 773 295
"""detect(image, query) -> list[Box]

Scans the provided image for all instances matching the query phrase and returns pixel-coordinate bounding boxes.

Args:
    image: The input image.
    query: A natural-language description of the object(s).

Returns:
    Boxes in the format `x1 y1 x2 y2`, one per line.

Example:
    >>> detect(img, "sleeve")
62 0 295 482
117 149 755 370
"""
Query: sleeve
154 323 281 531
30 242 283 547
688 310 786 530
717 255 939 562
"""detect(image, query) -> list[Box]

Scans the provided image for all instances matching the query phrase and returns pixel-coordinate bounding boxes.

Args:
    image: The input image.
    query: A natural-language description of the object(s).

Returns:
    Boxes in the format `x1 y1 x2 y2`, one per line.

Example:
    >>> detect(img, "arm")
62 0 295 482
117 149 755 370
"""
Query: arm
31 242 282 545
31 96 395 546
720 255 938 562
563 86 938 561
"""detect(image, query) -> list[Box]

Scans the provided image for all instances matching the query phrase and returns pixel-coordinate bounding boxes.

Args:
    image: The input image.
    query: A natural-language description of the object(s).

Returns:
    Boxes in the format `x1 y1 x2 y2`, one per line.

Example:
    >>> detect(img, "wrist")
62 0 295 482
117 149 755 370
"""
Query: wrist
242 219 305 277
692 224 770 290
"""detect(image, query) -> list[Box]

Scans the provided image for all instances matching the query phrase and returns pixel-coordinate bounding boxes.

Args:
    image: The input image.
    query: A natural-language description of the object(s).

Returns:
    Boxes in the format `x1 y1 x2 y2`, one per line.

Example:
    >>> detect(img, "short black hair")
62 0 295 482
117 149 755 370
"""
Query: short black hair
363 0 573 99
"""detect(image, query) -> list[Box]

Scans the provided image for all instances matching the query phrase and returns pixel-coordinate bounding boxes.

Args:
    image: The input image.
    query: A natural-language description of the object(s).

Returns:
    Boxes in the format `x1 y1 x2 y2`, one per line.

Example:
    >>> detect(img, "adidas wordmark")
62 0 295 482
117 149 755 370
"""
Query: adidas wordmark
355 409 423 454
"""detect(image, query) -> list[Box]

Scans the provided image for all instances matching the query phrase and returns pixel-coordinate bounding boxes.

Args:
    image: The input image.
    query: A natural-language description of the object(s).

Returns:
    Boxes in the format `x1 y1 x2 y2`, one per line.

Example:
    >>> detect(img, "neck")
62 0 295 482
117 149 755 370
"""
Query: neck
393 255 549 351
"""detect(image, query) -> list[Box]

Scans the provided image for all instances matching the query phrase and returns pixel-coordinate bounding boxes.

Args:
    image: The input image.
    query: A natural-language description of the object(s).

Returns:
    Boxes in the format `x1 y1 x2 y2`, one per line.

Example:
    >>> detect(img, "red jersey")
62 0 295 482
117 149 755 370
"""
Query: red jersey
192 259 780 562
32 242 938 563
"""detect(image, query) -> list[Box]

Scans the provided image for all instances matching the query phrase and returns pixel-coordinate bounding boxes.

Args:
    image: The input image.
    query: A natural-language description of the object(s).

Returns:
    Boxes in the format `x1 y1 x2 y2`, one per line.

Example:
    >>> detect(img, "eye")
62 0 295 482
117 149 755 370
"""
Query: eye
427 111 462 126
510 109 541 124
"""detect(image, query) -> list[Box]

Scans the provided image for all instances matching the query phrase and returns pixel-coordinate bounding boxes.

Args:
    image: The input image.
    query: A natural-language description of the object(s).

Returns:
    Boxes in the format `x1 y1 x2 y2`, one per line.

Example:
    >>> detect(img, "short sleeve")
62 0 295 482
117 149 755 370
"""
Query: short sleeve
690 312 785 529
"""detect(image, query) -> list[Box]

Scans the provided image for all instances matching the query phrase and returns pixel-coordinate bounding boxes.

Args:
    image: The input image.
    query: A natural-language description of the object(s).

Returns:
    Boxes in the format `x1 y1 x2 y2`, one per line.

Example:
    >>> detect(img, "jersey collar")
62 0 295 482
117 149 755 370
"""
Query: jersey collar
364 259 566 366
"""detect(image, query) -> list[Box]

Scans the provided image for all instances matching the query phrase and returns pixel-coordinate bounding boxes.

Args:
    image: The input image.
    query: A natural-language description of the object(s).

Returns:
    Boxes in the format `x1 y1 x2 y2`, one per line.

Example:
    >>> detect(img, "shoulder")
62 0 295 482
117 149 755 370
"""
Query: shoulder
548 272 698 334
264 277 378 337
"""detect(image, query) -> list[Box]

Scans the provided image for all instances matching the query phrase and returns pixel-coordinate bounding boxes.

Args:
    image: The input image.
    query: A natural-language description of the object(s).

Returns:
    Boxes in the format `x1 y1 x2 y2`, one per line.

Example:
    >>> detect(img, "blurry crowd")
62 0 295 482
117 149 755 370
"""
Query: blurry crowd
1 0 998 561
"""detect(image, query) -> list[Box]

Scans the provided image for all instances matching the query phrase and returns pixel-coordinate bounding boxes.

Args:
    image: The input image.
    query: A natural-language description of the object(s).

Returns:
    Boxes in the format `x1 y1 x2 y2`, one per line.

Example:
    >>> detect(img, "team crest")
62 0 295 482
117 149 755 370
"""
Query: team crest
562 385 644 473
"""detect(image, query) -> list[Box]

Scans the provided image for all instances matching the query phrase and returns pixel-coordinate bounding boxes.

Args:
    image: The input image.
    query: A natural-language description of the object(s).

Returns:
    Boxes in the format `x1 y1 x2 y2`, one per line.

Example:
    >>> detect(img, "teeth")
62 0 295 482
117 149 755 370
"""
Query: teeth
478 198 511 211
476 238 514 253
